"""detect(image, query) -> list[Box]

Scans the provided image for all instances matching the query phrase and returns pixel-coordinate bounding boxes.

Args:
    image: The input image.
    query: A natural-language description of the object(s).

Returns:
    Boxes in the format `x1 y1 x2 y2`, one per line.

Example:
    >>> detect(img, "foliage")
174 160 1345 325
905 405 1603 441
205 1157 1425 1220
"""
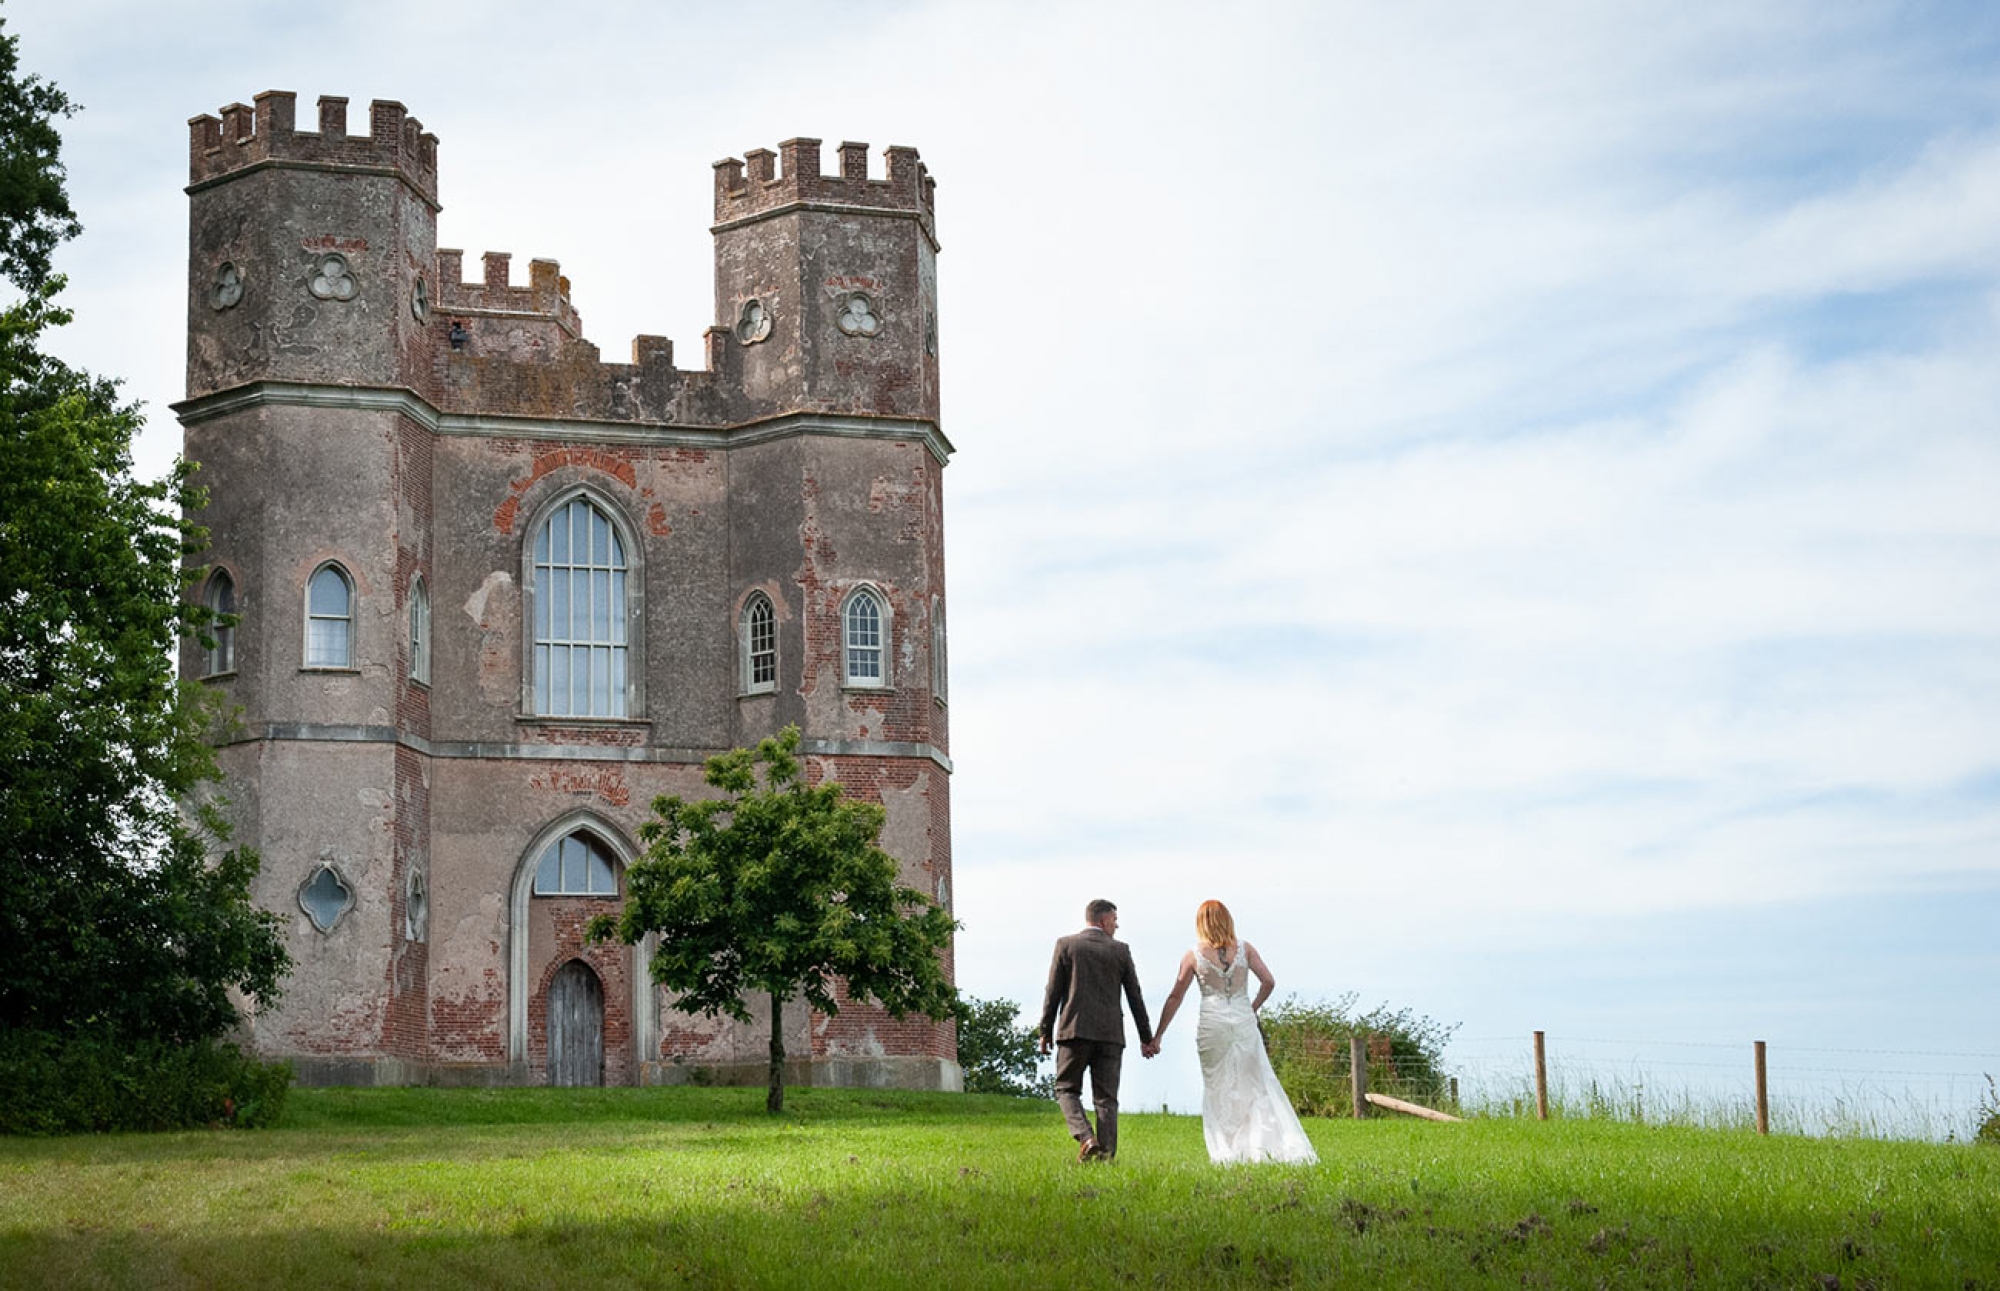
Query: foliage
1260 992 1459 1118
0 1026 290 1134
1977 1073 2000 1148
0 19 289 1057
2 1089 1997 1288
956 995 1051 1098
590 726 959 1113
0 17 79 292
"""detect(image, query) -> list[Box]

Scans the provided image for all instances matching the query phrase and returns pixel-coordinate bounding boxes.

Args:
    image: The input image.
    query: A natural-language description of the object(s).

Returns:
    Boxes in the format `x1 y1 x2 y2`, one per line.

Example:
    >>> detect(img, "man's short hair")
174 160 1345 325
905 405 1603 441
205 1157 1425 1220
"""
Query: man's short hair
1084 899 1117 923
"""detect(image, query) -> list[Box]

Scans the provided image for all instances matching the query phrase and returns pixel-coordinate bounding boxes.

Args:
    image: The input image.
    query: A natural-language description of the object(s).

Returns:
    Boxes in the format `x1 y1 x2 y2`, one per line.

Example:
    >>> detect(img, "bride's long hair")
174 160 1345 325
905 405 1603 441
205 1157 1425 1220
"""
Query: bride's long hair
1195 900 1235 948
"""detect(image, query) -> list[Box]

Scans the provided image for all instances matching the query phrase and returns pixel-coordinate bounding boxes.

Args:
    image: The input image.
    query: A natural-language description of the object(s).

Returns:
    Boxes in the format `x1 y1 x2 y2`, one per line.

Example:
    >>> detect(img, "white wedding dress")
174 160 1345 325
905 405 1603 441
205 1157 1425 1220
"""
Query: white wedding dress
1194 945 1318 1165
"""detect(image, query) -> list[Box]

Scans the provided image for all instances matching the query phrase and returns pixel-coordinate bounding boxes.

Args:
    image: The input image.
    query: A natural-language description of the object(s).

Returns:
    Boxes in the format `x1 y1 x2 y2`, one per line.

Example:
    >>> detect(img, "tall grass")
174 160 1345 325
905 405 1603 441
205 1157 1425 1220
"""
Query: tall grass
1 1086 1995 1290
1457 1062 1998 1142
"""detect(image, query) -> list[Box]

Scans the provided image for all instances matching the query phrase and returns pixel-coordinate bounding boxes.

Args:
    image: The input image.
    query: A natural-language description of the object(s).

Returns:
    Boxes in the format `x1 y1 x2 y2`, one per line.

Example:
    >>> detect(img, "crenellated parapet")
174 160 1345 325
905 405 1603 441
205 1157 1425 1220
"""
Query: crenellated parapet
436 251 584 338
713 139 936 243
188 91 439 207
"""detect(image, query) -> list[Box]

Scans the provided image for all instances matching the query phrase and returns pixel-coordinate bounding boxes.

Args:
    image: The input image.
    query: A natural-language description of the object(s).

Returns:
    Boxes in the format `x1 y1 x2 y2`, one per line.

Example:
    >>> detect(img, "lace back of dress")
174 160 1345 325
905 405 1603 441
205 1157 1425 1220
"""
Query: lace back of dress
1196 945 1247 998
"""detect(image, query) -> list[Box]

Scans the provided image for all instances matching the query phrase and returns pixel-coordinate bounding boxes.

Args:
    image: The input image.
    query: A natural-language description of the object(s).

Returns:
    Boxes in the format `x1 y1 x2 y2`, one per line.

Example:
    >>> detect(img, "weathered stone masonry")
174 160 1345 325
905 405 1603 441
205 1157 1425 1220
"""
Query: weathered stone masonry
178 91 956 1089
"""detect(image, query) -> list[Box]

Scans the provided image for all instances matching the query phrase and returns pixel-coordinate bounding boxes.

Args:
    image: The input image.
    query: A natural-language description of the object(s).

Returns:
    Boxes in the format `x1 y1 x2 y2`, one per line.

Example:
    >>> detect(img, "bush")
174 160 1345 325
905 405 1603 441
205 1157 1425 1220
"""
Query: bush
1977 1074 2000 1148
956 996 1052 1098
1260 992 1458 1118
0 1027 292 1134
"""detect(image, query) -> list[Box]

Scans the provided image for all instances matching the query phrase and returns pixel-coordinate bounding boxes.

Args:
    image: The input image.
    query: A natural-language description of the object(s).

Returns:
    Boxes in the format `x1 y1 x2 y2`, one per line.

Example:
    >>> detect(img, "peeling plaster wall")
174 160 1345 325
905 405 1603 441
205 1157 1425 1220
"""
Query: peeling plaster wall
242 741 400 1056
181 93 957 1088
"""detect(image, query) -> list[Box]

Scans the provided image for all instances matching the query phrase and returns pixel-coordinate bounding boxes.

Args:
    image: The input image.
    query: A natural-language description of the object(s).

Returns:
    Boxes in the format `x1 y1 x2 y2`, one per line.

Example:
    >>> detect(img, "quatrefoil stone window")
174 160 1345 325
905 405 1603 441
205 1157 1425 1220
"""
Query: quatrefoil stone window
736 297 772 345
299 861 356 934
309 252 358 302
405 866 429 942
837 292 881 338
212 262 243 311
411 277 431 323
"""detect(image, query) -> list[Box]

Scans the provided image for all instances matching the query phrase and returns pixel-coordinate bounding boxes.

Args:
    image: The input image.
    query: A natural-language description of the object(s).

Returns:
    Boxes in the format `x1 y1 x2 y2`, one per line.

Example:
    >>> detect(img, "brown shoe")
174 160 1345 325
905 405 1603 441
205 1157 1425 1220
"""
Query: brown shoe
1078 1137 1101 1162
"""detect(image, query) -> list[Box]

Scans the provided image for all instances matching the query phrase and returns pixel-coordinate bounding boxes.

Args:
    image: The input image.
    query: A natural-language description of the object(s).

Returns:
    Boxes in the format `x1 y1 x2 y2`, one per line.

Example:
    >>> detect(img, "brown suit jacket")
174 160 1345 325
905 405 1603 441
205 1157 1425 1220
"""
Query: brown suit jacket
1039 927 1154 1048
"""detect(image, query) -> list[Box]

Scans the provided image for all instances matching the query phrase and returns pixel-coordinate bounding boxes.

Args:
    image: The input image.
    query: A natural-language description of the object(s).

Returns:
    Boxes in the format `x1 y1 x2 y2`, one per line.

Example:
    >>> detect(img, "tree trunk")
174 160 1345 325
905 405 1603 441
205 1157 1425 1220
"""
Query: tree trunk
767 988 785 1114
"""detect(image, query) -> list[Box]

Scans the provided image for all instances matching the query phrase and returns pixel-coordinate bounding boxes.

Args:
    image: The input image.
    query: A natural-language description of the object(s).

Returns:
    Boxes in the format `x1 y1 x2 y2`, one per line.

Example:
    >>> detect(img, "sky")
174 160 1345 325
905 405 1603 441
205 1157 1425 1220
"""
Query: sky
12 0 1999 1132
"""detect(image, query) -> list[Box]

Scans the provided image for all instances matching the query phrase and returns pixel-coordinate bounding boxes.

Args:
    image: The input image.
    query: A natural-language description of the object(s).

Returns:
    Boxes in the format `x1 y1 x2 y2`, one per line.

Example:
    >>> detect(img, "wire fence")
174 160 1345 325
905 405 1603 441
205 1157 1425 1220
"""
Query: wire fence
1457 1034 1997 1141
1266 1029 2000 1141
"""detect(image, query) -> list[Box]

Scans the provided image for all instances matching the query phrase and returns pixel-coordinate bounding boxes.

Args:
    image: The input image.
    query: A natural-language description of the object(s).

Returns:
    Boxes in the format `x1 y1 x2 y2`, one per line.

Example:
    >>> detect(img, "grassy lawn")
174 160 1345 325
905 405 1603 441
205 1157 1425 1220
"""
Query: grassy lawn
1 1087 1995 1289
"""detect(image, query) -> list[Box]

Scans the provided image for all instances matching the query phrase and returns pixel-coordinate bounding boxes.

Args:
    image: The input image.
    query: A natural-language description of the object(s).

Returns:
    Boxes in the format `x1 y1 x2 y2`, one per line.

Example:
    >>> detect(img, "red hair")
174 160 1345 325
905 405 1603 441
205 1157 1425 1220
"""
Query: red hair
1195 900 1235 948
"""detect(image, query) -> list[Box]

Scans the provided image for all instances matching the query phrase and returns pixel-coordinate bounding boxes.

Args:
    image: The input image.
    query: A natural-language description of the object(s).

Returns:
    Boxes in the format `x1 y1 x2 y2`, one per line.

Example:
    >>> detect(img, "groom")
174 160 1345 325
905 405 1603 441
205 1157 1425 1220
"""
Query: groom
1038 899 1155 1162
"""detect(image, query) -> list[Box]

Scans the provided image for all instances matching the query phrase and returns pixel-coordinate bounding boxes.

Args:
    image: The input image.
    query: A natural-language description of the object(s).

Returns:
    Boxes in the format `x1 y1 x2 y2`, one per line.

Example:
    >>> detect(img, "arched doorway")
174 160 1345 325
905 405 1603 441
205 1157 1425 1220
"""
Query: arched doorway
508 812 654 1082
547 959 604 1087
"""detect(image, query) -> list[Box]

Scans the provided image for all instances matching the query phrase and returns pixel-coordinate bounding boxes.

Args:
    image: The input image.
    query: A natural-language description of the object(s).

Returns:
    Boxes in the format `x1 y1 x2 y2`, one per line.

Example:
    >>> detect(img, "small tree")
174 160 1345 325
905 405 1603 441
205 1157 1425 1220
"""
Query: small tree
956 996 1052 1098
590 727 959 1113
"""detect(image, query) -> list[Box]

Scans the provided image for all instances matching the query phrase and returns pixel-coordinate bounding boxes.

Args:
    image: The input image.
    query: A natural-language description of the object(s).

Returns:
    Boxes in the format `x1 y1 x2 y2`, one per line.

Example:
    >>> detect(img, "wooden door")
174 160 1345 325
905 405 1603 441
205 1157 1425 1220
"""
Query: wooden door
547 959 604 1087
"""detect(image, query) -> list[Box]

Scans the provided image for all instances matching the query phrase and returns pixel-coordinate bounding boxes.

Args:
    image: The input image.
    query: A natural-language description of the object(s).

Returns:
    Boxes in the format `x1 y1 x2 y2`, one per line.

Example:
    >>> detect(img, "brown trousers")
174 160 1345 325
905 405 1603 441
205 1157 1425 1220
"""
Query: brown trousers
1053 1038 1123 1157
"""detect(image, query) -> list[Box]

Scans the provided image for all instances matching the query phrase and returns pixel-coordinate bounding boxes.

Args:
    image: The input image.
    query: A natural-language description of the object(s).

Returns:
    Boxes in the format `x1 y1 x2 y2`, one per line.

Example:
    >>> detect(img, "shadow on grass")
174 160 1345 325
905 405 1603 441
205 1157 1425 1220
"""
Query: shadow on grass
3 1173 1988 1291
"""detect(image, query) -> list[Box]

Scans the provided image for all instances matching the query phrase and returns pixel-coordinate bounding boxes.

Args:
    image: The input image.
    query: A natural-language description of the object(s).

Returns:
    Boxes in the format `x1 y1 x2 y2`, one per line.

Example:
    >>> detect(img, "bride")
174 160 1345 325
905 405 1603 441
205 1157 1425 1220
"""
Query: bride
1149 900 1318 1165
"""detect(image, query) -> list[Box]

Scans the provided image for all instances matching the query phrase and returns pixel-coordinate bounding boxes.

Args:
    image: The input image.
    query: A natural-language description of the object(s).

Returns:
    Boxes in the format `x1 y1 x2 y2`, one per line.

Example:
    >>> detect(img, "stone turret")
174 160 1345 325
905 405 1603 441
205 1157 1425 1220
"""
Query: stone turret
711 138 941 422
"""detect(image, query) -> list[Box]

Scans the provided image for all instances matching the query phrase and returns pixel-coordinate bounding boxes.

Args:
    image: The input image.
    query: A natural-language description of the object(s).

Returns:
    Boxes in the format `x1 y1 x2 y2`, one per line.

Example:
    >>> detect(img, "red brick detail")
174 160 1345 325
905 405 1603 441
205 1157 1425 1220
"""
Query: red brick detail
799 753 956 1064
526 765 631 808
393 413 434 742
524 899 633 1085
492 444 640 534
430 969 507 1062
384 742 430 1060
516 724 647 748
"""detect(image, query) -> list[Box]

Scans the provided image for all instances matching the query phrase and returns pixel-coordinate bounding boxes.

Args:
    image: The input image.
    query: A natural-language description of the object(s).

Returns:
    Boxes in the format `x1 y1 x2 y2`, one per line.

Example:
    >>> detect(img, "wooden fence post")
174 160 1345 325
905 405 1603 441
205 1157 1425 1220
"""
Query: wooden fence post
1449 1076 1459 1108
1351 1034 1368 1119
1534 1030 1549 1121
1754 1040 1769 1136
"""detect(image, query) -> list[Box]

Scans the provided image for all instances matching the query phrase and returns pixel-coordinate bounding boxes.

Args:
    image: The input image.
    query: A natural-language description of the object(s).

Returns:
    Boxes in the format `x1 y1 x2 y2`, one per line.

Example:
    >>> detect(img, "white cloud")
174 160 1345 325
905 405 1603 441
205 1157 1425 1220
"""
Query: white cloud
11 0 1998 1108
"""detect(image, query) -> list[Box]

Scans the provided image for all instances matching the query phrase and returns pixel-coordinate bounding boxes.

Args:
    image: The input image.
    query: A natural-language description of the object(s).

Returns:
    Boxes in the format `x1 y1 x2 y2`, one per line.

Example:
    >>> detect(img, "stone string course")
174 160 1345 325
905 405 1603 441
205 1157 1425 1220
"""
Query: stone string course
180 90 958 1091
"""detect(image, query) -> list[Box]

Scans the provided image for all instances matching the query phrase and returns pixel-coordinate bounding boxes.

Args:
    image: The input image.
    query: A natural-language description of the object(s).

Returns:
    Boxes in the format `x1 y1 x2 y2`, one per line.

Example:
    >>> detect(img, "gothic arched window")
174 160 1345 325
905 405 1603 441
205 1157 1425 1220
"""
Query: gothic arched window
842 587 888 688
930 595 947 703
409 574 431 685
305 563 354 669
742 592 776 695
530 495 631 717
532 830 619 897
203 569 236 677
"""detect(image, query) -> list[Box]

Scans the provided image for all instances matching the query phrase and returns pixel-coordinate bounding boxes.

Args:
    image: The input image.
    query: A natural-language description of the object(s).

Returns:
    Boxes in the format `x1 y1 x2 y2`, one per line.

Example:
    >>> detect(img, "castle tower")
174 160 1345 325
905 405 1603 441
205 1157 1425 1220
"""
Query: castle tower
711 137 940 421
181 93 440 1078
177 93 955 1090
709 140 953 1077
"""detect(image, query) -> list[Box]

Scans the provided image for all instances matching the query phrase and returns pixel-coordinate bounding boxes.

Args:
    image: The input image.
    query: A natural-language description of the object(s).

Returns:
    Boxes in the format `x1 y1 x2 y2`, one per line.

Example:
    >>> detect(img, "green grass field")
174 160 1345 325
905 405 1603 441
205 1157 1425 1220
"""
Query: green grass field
2 1087 1995 1289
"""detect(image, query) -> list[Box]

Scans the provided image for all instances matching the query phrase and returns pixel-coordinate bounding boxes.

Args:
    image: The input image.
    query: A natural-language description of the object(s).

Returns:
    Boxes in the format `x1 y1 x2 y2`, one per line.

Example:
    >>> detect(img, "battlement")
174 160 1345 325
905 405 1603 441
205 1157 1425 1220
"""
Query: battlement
188 91 439 205
436 250 582 337
713 140 935 236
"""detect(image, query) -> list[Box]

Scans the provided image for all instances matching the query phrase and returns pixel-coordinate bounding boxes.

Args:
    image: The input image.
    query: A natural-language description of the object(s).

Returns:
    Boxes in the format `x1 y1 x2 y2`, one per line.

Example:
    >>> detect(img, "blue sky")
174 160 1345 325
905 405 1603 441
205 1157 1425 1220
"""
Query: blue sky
12 0 1998 1130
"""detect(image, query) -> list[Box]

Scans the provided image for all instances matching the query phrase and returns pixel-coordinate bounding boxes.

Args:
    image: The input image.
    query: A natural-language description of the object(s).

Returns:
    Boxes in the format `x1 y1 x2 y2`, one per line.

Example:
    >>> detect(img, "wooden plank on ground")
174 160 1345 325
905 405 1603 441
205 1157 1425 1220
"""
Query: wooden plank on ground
1364 1091 1463 1123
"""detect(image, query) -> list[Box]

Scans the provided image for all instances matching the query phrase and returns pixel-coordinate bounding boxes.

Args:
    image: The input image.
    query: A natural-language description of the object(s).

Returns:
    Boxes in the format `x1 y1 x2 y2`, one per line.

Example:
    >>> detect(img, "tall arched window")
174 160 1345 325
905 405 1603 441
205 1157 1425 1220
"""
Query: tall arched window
409 575 431 685
305 564 353 668
203 570 236 677
532 496 629 717
532 830 619 896
742 592 776 695
930 595 947 703
843 587 887 688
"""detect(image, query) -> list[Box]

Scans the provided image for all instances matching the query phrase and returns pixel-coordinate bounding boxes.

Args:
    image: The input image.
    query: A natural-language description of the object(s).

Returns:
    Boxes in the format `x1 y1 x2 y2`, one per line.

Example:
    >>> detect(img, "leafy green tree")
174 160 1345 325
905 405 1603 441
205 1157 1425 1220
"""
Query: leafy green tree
0 21 77 293
956 996 1051 1098
0 16 289 1050
590 727 959 1113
